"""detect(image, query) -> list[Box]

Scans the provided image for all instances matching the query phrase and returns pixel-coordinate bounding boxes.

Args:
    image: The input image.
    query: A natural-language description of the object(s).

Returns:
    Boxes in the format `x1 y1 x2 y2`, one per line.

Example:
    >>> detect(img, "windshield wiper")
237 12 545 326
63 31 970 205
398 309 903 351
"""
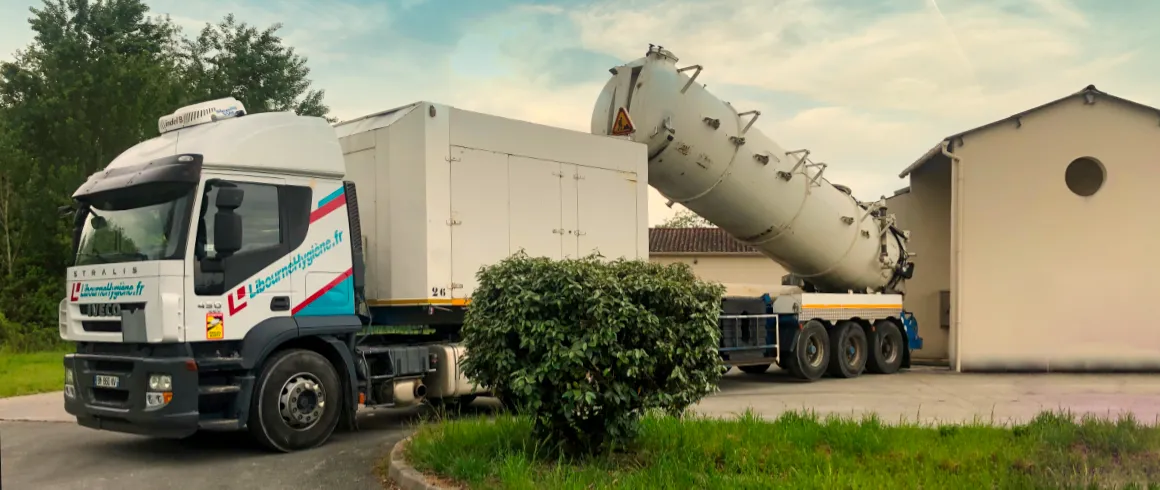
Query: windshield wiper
77 253 111 264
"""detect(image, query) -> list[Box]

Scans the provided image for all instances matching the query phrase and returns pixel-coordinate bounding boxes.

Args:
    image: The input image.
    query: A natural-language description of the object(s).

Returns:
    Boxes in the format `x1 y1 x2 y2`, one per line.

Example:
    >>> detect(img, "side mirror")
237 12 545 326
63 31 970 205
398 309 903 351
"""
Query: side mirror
213 187 244 257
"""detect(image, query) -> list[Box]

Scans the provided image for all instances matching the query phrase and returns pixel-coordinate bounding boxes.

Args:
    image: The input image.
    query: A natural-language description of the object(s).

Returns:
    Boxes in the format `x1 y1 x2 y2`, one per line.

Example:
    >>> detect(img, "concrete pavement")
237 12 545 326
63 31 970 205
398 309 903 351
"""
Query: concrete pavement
3 367 1160 489
0 392 70 422
697 366 1160 426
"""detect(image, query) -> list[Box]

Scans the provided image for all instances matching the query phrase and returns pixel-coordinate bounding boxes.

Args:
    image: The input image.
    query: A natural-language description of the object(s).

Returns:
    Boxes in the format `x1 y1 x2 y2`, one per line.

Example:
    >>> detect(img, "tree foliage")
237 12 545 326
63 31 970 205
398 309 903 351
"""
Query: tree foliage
180 14 331 119
0 0 330 350
658 209 714 228
460 253 726 456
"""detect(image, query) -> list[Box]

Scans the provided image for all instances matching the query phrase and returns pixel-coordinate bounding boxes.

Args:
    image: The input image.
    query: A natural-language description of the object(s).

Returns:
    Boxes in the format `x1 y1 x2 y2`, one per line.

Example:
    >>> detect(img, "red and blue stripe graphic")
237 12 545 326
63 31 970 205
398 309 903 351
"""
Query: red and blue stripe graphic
310 186 347 223
293 268 354 316
295 186 355 317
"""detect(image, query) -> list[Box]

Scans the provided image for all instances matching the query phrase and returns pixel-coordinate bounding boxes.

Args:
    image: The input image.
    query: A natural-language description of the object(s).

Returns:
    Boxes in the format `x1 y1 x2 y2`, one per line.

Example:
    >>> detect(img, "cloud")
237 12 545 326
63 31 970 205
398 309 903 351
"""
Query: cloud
2 0 1157 226
567 0 1146 122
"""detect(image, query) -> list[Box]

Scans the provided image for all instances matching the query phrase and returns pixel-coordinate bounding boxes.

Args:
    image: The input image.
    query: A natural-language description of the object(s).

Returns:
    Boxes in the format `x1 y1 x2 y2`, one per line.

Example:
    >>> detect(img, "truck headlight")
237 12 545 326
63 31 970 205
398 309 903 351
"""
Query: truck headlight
146 374 173 410
145 392 173 409
148 374 172 391
64 368 76 399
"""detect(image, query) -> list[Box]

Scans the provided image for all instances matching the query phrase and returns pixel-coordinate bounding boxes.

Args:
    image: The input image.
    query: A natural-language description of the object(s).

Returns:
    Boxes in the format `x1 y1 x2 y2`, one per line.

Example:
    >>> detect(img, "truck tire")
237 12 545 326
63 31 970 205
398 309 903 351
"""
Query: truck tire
826 320 868 378
249 349 342 453
783 320 829 381
738 364 771 375
867 319 904 375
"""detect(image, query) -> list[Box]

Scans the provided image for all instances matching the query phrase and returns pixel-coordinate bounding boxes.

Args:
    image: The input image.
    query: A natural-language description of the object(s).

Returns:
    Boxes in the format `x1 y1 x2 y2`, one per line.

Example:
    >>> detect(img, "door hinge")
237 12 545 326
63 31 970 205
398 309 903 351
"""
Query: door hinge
447 218 462 226
552 228 563 234
445 156 461 162
573 173 585 180
552 171 564 178
576 230 587 236
450 283 463 289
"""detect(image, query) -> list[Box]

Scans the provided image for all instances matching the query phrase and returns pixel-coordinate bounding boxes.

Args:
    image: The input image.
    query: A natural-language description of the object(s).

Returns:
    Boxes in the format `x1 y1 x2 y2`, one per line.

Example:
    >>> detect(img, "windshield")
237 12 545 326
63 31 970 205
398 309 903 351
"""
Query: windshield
75 184 196 266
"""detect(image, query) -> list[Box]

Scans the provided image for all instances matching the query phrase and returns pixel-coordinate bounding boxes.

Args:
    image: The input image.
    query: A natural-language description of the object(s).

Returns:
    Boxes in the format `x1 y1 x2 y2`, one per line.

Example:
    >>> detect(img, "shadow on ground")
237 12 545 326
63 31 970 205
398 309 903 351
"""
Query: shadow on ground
0 400 501 490
102 399 501 458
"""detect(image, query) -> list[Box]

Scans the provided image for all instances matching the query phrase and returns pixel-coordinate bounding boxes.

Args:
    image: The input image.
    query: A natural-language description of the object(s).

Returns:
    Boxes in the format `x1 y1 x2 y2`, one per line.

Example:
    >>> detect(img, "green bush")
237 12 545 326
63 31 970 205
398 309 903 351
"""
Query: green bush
460 252 726 456
0 311 64 353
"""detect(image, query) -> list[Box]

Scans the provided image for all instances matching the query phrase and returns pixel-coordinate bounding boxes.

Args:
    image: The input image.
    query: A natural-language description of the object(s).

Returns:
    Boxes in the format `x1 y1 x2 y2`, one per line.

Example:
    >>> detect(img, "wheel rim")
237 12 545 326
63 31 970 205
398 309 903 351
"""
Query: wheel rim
279 372 326 431
880 334 898 364
806 334 825 368
844 335 862 366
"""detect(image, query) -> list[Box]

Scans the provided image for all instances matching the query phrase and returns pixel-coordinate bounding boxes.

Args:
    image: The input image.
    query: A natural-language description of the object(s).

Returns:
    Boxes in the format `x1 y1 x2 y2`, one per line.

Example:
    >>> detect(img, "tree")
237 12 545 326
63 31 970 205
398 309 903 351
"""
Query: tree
658 208 714 228
180 14 331 120
0 0 186 179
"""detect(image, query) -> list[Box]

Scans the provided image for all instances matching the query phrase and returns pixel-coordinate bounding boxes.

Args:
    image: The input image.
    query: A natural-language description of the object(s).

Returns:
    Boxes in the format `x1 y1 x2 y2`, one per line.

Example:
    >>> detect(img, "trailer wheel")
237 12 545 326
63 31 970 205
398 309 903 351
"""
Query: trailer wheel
249 349 342 453
784 320 829 381
867 319 904 375
826 321 868 378
738 364 771 375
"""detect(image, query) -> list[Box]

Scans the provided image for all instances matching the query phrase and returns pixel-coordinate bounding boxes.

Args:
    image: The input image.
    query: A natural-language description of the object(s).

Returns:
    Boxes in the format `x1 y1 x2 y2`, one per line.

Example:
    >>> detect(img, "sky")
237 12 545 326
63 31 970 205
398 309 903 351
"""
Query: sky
2 0 1158 225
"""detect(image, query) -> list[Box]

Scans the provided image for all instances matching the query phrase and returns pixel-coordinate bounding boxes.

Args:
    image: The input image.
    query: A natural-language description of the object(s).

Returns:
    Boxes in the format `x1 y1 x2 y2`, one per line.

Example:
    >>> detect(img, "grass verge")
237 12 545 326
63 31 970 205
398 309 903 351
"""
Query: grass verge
404 409 1160 489
0 348 70 398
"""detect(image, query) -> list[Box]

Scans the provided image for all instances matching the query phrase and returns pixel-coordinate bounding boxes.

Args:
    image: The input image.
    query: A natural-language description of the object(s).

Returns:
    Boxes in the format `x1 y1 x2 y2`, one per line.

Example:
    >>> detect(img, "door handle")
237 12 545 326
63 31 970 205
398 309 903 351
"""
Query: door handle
270 296 290 311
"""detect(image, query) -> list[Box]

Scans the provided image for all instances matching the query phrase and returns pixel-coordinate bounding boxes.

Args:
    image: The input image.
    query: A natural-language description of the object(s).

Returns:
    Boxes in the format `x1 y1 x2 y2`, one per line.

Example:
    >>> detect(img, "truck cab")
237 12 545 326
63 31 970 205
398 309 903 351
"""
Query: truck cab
61 98 368 451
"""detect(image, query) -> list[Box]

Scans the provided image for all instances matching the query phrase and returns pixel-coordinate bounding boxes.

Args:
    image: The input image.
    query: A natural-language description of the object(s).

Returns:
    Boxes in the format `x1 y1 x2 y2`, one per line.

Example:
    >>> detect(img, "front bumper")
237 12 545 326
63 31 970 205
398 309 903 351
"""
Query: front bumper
63 351 200 439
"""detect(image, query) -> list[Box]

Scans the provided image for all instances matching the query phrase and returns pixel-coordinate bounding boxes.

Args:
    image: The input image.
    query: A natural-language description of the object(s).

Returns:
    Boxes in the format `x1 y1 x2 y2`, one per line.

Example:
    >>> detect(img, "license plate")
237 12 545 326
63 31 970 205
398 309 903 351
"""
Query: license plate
94 375 119 388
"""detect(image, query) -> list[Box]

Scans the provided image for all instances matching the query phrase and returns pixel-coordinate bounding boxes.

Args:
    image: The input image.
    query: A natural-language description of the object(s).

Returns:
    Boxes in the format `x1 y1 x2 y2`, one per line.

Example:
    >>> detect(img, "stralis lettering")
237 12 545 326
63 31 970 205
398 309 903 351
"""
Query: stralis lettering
76 281 145 301
247 230 345 297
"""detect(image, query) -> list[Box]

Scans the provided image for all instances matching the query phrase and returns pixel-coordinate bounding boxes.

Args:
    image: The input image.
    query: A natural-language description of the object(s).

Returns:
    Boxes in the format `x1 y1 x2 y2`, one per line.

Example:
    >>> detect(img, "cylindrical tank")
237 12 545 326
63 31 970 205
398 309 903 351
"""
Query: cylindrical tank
591 46 912 293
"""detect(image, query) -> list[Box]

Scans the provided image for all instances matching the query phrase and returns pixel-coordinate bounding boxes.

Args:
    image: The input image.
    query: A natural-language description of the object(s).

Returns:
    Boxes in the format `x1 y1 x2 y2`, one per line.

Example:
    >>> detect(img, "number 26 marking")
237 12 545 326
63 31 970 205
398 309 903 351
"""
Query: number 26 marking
431 287 447 297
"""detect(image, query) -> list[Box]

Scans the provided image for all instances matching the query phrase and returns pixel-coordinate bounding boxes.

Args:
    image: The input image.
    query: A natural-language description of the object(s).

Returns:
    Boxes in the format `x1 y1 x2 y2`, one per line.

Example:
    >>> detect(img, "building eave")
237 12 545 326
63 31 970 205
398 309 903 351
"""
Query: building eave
898 141 948 178
897 85 1160 179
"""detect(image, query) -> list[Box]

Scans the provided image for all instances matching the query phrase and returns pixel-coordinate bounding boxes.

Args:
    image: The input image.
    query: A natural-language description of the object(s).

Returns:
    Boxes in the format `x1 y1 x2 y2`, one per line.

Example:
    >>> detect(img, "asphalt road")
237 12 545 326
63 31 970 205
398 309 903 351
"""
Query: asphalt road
0 406 453 490
4 367 1160 490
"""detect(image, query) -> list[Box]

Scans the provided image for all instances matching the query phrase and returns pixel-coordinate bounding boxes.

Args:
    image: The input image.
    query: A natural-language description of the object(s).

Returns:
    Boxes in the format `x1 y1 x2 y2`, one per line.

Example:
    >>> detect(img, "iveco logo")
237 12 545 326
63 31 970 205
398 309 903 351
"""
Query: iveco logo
80 303 121 318
73 266 139 278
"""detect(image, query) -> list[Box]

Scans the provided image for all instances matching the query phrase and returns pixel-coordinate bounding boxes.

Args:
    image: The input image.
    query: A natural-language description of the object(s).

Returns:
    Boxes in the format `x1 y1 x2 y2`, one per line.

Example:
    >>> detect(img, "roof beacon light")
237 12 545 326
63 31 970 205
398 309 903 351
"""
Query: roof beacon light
158 97 247 135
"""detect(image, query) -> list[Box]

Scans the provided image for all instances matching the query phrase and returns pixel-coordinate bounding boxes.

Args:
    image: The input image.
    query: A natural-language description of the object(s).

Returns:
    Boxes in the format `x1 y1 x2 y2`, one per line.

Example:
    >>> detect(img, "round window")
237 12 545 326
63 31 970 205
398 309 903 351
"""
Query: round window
1064 157 1105 197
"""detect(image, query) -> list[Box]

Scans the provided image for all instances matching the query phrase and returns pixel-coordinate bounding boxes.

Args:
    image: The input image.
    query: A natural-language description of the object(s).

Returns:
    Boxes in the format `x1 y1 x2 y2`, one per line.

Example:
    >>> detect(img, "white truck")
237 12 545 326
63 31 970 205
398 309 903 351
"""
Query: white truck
59 98 648 452
592 45 923 380
58 45 923 452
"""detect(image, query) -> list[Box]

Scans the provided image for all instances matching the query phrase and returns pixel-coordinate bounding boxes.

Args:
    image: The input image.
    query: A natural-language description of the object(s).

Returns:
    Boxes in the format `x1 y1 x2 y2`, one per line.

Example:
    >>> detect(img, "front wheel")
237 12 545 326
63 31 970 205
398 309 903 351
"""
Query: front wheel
249 349 342 452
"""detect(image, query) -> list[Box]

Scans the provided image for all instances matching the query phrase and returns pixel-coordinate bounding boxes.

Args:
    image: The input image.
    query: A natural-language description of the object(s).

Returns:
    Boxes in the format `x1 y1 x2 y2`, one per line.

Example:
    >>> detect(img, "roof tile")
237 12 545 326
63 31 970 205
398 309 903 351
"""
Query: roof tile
649 227 758 254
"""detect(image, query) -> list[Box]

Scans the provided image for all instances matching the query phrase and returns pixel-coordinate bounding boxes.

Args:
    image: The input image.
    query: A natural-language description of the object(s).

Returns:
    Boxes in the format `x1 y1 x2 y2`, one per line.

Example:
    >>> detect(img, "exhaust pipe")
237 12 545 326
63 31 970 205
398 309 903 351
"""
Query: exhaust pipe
391 379 427 408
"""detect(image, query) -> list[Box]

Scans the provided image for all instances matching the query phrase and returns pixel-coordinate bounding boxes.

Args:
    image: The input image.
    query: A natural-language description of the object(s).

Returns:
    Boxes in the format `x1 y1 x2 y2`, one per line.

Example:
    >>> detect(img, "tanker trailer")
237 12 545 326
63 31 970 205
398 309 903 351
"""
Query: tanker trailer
592 45 922 380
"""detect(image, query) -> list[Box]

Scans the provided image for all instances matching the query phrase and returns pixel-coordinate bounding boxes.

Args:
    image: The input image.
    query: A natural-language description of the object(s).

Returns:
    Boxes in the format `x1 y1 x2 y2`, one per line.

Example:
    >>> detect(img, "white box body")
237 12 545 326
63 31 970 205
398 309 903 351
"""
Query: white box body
335 102 649 306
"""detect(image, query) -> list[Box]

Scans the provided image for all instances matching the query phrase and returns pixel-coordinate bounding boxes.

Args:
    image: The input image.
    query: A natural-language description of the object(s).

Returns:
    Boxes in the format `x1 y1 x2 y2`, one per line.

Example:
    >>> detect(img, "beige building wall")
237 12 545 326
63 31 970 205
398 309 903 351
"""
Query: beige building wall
886 176 951 362
949 96 1160 371
650 254 787 287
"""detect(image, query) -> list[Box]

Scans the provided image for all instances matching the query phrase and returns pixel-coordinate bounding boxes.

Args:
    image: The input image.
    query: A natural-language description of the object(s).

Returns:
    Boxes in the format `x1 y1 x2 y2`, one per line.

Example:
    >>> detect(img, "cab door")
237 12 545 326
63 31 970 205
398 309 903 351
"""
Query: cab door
185 173 290 342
